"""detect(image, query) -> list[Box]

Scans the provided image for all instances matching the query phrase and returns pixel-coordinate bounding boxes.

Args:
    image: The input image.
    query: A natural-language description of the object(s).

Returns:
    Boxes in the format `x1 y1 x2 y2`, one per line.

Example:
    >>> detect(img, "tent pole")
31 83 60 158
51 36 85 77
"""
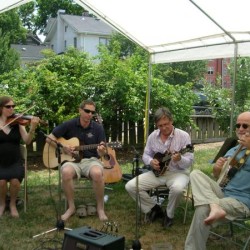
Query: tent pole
230 44 238 136
144 54 152 145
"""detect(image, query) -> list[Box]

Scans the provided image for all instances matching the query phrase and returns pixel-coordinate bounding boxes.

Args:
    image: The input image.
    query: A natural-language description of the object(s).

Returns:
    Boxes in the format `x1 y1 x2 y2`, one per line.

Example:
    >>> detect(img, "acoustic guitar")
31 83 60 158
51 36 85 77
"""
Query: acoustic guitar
102 147 122 183
153 144 194 177
43 137 121 169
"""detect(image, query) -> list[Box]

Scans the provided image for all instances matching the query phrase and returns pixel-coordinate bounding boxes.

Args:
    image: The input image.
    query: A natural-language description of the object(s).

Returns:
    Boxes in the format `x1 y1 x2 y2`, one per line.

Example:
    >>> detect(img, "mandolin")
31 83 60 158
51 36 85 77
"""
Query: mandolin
153 144 194 177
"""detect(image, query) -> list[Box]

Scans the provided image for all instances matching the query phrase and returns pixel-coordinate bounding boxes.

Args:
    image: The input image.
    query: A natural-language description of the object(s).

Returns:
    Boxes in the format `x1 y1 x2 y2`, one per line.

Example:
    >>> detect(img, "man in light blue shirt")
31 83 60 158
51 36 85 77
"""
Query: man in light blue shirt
185 111 250 250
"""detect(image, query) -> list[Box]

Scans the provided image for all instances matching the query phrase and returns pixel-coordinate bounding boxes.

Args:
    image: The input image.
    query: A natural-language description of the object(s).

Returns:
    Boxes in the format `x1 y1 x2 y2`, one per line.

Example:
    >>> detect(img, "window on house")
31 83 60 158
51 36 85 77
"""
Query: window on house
74 37 77 48
207 67 214 75
99 37 108 46
65 26 68 32
51 44 54 50
64 40 67 49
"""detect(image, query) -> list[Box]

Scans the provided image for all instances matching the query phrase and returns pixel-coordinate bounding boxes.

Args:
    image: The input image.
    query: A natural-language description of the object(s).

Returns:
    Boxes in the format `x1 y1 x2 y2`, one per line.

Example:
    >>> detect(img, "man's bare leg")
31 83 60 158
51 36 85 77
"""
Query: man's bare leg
61 167 76 221
204 203 226 225
91 167 108 221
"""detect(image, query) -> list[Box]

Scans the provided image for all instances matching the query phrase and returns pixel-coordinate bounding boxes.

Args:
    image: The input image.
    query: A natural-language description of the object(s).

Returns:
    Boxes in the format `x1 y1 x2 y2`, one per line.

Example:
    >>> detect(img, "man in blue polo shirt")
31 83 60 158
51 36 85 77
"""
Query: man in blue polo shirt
46 100 108 222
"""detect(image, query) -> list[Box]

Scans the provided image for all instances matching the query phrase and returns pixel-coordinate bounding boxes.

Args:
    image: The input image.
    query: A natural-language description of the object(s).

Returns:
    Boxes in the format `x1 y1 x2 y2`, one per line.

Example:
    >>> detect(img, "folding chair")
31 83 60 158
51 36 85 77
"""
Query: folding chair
20 144 28 212
209 217 250 249
149 172 193 224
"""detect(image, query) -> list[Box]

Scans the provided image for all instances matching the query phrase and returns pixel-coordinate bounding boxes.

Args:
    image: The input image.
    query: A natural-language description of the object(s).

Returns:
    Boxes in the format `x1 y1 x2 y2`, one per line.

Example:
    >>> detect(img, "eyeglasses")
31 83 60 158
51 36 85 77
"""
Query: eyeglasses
82 108 96 115
4 105 16 109
235 123 249 129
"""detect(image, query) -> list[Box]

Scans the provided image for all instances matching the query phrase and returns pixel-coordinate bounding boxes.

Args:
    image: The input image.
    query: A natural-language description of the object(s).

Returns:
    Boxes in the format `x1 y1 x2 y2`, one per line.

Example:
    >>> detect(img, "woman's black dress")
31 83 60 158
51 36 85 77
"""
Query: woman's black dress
0 124 24 182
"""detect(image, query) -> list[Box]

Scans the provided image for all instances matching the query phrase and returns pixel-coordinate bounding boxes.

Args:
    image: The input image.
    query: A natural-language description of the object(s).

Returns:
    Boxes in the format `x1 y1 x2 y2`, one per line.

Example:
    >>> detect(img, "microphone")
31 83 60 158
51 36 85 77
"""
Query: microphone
39 131 63 148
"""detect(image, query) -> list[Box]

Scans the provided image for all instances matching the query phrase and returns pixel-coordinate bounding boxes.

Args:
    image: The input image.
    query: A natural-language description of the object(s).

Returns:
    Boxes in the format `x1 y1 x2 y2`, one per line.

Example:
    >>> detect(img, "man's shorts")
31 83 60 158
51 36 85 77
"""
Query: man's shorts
61 157 104 179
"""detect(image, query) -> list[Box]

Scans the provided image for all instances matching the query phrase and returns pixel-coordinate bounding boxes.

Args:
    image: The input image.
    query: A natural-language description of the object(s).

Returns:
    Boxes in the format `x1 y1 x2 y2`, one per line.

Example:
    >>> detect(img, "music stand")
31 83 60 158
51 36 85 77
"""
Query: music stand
131 148 142 250
33 133 71 238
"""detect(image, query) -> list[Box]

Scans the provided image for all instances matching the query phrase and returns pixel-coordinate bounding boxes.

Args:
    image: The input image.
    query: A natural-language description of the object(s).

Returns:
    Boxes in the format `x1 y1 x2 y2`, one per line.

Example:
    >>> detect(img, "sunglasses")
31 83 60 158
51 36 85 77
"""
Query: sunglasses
235 123 249 129
82 108 96 115
4 105 16 109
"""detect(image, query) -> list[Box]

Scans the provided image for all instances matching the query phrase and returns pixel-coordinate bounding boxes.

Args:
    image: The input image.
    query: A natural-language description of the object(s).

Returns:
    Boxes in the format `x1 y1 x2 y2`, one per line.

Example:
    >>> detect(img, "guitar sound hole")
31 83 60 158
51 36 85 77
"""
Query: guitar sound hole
103 154 110 161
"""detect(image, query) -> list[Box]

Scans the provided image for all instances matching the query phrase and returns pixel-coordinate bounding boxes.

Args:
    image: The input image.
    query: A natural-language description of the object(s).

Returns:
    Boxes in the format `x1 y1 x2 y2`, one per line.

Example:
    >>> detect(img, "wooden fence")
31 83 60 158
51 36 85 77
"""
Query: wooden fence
29 115 228 157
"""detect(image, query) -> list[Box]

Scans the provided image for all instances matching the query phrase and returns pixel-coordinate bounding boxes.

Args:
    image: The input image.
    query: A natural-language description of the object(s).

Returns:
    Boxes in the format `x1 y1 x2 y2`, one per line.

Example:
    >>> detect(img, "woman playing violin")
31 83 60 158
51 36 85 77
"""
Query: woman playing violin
0 96 40 218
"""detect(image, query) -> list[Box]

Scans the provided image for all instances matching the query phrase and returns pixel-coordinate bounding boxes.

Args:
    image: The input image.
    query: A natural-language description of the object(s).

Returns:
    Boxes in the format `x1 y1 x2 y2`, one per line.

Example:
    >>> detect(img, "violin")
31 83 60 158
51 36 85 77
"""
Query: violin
6 114 48 126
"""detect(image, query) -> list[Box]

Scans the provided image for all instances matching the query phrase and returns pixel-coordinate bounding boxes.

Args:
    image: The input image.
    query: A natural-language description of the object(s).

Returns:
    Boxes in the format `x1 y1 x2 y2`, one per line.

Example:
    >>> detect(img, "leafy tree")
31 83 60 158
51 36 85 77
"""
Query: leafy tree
201 83 231 131
0 30 20 74
154 60 207 86
18 0 84 35
233 58 250 113
18 1 36 32
0 10 27 43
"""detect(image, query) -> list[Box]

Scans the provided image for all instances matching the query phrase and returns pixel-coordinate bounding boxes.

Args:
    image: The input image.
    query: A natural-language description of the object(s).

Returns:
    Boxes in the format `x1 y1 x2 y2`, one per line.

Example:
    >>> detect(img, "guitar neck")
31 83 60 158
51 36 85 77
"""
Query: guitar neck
76 144 100 151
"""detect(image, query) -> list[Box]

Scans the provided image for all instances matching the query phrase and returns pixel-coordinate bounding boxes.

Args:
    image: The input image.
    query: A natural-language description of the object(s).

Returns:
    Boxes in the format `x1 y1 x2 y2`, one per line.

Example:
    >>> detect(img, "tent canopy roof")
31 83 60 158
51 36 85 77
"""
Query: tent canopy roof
1 0 250 63
0 0 32 14
74 0 250 63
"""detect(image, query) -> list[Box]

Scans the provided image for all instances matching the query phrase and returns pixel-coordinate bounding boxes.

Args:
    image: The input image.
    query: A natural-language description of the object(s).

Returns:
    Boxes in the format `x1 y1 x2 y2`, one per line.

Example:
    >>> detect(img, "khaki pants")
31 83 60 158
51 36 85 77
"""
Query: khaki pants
125 170 189 218
185 170 250 250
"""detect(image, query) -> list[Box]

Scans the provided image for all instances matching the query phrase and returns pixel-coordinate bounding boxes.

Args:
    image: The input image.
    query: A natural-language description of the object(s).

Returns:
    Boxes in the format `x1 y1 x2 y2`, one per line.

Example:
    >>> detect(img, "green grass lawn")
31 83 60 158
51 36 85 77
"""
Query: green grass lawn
0 144 247 250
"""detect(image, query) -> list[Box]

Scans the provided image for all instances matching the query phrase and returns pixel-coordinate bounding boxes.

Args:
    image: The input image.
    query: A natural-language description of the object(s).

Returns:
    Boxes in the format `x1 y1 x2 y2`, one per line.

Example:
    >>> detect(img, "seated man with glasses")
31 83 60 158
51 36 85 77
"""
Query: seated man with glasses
185 111 250 250
46 99 108 222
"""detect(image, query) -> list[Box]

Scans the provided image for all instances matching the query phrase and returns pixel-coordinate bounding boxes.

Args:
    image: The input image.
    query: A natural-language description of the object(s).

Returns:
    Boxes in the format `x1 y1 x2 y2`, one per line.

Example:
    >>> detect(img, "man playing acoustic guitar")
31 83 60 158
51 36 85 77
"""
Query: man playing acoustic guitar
125 107 194 228
46 100 108 222
185 111 250 250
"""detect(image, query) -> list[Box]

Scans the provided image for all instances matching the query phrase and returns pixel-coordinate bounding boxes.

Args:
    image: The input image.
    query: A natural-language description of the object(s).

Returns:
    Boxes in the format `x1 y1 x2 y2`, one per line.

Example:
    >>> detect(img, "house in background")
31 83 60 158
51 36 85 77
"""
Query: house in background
11 32 47 66
204 58 231 88
44 10 114 56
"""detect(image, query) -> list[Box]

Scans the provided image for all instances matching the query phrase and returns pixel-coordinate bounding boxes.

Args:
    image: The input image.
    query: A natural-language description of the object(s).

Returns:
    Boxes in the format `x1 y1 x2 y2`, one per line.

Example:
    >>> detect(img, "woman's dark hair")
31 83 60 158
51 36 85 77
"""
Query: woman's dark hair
154 107 173 124
0 96 13 115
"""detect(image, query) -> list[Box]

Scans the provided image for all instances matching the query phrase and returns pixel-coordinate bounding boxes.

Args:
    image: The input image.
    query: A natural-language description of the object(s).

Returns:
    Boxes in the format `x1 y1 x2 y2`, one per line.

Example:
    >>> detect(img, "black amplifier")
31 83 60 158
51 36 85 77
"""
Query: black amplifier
62 226 125 250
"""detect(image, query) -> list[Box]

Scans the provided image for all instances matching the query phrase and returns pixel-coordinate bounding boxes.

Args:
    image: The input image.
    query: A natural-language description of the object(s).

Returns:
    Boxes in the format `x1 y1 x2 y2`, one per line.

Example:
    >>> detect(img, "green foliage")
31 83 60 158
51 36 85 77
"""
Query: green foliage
231 58 250 113
0 30 20 74
201 83 232 131
0 10 27 43
0 38 203 133
154 60 207 85
34 0 83 33
150 80 196 129
0 48 94 125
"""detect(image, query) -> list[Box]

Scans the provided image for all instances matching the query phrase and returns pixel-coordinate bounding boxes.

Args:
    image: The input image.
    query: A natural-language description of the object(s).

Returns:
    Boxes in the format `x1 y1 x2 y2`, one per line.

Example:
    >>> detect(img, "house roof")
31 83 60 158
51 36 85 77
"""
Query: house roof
11 44 46 61
61 14 114 35
44 14 114 39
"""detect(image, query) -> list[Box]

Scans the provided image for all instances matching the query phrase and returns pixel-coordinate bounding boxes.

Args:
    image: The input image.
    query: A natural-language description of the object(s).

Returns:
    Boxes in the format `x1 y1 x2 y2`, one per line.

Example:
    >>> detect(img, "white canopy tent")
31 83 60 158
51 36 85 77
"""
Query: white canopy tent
0 0 32 14
73 0 250 138
1 0 250 137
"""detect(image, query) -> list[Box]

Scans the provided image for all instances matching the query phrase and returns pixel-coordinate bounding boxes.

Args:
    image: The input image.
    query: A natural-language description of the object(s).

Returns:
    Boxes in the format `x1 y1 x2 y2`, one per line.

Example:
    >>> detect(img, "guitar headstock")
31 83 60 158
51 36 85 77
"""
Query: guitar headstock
93 113 103 124
182 144 194 153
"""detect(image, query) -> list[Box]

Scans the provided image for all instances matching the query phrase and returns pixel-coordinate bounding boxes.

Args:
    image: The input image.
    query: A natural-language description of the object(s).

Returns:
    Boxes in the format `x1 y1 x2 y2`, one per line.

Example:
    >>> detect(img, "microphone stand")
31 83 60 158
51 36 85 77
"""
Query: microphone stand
131 148 142 250
33 132 71 238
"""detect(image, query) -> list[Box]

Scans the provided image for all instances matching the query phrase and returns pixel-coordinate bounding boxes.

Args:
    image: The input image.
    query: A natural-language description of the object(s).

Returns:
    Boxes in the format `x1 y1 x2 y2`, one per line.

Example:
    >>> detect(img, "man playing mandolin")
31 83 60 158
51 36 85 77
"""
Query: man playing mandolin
185 111 250 250
125 107 194 228
46 99 108 222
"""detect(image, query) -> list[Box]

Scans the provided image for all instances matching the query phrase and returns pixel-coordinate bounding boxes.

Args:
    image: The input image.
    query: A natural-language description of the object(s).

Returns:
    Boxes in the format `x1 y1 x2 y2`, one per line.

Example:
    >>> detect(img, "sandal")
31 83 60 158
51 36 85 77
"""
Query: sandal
87 203 97 216
76 205 87 218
